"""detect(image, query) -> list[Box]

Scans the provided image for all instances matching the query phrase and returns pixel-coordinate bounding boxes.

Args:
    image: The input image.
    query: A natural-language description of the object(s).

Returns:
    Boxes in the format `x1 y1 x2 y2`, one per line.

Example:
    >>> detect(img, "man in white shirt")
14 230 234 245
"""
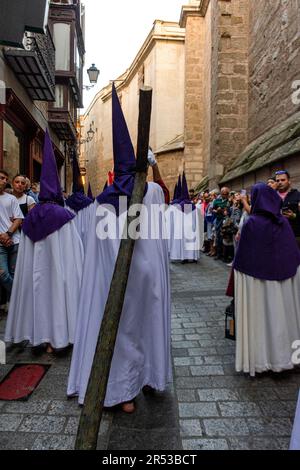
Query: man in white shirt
0 169 24 297
12 174 36 217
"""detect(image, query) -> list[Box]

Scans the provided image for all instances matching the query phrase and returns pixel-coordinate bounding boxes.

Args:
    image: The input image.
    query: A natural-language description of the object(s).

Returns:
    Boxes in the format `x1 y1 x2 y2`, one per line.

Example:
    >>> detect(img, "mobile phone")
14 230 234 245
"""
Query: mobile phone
283 202 298 213
240 189 247 196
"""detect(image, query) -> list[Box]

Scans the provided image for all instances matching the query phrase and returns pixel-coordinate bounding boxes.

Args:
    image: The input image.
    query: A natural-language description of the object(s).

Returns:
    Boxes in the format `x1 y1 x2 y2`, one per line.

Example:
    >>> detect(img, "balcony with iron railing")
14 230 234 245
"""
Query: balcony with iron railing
4 26 55 101
48 109 77 142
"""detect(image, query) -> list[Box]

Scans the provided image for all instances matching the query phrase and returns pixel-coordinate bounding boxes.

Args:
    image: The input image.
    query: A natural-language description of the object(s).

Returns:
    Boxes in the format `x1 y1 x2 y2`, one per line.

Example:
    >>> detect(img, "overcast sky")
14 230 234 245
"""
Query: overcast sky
82 0 185 110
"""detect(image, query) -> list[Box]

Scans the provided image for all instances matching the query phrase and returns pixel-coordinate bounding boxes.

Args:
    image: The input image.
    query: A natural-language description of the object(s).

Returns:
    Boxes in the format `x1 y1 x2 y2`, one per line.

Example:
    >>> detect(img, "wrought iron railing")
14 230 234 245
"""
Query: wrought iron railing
24 27 55 96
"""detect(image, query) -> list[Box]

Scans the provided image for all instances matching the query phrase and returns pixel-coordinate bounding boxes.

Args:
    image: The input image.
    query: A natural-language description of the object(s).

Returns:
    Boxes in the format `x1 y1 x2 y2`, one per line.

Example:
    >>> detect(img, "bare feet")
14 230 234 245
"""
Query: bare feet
46 344 54 354
121 401 135 413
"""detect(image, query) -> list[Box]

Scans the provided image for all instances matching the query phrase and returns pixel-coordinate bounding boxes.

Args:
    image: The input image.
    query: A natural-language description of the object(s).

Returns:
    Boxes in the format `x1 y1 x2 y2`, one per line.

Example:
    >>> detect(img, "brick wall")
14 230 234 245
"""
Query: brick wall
248 0 300 142
209 0 220 187
80 21 185 195
202 0 213 178
210 0 249 186
153 150 184 194
184 14 205 188
85 125 110 195
228 153 300 191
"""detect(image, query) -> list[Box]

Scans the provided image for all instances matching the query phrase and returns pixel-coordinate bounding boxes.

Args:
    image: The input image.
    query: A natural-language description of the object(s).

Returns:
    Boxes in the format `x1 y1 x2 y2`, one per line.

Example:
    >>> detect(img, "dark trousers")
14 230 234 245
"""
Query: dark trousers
0 244 19 297
0 286 6 305
223 245 234 262
215 219 224 257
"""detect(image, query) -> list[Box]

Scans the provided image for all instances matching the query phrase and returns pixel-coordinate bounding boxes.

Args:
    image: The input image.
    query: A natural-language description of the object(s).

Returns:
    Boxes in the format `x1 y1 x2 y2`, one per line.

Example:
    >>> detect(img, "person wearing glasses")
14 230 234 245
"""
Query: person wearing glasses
275 170 300 247
212 187 231 260
233 183 300 377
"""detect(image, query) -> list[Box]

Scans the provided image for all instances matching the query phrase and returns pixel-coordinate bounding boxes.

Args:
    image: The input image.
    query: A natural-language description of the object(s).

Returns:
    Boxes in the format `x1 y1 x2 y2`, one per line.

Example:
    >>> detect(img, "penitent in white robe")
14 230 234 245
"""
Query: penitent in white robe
5 221 84 348
234 268 300 377
66 204 94 251
165 204 201 261
67 182 172 406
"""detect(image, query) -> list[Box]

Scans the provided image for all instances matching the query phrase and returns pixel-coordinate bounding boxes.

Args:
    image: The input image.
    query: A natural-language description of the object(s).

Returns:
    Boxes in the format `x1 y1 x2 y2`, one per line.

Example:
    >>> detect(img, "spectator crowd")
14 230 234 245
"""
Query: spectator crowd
192 170 300 265
1 167 300 316
0 173 40 312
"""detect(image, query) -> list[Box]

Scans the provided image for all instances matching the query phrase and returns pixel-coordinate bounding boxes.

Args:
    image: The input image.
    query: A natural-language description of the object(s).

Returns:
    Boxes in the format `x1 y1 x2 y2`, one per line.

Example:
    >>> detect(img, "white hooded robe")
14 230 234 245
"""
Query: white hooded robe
67 182 172 406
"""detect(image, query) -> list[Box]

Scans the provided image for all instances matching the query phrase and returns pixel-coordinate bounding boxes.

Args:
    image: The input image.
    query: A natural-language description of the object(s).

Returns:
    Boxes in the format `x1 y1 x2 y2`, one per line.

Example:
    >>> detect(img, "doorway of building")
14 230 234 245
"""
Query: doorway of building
2 119 24 179
33 159 42 183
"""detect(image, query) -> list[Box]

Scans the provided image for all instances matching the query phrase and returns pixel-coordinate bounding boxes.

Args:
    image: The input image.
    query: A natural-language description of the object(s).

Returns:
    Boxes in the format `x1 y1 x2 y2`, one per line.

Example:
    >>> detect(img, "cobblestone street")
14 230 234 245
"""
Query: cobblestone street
0 256 299 450
171 257 299 451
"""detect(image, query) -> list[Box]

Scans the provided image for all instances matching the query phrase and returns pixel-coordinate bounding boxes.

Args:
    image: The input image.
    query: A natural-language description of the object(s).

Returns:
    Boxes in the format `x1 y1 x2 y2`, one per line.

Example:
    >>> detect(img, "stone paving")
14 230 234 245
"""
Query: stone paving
171 257 300 451
0 255 299 450
0 343 115 450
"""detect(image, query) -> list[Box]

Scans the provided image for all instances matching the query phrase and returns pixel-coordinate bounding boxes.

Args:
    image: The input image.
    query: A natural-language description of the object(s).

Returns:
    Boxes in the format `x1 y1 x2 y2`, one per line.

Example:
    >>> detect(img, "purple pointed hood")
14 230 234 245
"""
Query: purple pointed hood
181 172 189 200
171 175 182 204
173 183 178 201
96 83 147 215
174 172 195 211
65 153 93 212
38 129 65 206
87 182 94 200
177 175 182 199
22 129 75 243
233 183 300 280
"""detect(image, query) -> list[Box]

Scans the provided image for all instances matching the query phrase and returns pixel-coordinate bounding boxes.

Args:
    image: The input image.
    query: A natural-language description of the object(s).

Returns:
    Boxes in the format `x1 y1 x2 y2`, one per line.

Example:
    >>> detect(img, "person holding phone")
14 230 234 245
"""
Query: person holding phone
212 187 231 260
275 170 300 247
233 183 300 377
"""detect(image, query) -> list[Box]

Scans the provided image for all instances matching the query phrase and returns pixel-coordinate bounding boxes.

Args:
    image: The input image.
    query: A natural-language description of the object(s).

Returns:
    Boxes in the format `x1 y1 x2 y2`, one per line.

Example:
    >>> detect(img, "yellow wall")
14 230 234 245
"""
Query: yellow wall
81 20 185 195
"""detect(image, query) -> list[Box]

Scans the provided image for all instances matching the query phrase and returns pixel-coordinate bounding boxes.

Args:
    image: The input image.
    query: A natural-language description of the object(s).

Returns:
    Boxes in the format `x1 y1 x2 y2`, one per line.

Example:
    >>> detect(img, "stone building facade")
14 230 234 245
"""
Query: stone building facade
81 20 185 195
182 0 300 191
221 0 300 189
180 0 249 190
0 0 85 189
82 0 300 196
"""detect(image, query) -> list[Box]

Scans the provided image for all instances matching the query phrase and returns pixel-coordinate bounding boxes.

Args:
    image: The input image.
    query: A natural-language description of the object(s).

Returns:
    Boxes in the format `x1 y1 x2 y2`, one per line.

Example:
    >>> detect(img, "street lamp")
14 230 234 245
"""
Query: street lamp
78 121 96 145
83 64 100 91
86 124 95 141
68 121 96 166
87 64 100 83
75 121 96 177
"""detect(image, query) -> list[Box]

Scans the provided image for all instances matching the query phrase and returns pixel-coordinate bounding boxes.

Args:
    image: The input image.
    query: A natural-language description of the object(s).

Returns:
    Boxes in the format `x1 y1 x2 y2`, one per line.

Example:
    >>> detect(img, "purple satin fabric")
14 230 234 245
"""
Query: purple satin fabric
96 83 147 215
87 183 94 200
66 193 93 213
38 130 65 208
23 129 75 242
96 171 148 216
233 183 300 281
65 151 93 212
171 175 182 204
176 198 196 212
172 172 195 211
22 203 75 243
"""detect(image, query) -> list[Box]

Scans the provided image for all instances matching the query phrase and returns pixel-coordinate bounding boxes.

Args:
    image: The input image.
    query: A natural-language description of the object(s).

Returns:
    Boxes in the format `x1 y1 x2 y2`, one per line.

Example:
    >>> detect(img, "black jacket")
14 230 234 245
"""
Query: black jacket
282 188 300 237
